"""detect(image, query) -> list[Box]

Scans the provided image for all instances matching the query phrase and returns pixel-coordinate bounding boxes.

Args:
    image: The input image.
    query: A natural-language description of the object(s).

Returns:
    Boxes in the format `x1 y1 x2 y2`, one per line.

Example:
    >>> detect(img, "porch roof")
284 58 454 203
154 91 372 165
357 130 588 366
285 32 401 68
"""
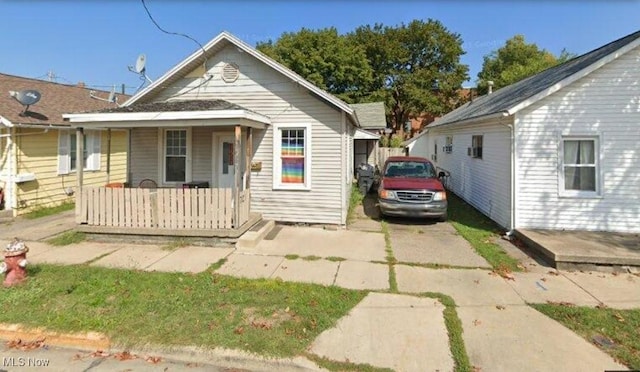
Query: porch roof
63 99 271 129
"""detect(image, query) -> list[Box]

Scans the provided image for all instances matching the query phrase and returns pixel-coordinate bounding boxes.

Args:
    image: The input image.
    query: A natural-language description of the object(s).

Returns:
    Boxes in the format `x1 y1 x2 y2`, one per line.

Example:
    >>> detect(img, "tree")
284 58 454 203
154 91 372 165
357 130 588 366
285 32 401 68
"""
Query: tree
349 20 469 134
256 27 373 103
477 35 574 95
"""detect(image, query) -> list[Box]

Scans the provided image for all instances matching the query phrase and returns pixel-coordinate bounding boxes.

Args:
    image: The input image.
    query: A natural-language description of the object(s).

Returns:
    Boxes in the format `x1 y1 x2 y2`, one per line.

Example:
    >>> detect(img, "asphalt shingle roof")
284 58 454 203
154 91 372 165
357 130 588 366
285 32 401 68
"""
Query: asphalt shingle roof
430 29 640 128
350 102 387 129
95 99 247 113
0 73 126 126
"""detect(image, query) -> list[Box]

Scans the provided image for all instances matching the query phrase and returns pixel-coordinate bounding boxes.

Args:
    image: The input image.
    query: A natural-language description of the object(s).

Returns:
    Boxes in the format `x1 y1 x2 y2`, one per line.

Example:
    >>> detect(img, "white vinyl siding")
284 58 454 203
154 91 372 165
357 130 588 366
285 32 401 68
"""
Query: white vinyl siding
57 130 101 175
151 44 348 224
129 128 159 187
411 120 512 229
516 44 640 233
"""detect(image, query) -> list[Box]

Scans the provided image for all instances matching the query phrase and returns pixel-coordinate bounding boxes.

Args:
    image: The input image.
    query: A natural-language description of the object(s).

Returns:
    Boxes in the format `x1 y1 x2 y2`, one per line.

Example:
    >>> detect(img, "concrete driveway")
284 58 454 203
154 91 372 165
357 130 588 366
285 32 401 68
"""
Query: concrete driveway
350 193 490 268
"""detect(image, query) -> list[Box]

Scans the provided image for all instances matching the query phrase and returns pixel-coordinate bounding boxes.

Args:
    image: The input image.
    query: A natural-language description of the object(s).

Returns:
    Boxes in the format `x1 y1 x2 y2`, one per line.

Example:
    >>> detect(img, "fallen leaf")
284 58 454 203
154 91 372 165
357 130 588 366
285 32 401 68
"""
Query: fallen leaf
547 271 559 276
285 306 290 313
540 277 547 282
90 350 110 358
473 319 482 326
613 313 625 323
6 338 46 351
113 351 137 361
472 366 482 372
596 303 608 309
496 305 506 310
145 356 162 364
234 326 245 335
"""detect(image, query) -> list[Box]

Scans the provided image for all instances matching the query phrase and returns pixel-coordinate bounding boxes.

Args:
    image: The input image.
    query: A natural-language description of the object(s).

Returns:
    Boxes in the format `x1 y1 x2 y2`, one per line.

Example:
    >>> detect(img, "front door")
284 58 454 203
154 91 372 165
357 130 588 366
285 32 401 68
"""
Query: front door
218 135 235 188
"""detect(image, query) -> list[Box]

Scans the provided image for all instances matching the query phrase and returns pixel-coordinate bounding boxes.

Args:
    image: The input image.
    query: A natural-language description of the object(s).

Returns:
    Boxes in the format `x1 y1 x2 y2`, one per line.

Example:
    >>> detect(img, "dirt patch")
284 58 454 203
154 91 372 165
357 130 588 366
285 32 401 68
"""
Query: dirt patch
243 307 295 330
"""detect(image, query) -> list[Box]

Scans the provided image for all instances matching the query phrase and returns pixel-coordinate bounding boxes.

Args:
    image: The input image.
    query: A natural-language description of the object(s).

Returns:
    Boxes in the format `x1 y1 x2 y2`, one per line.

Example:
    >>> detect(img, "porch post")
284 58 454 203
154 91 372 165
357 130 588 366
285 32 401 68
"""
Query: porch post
245 127 252 189
75 127 85 224
234 125 242 227
106 128 111 184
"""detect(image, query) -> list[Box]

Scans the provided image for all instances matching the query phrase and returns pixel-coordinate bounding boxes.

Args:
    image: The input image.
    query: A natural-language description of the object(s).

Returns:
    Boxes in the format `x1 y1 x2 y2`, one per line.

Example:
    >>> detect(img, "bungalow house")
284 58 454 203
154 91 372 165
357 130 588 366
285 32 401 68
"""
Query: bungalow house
350 102 385 173
405 30 640 234
64 31 359 236
0 73 127 218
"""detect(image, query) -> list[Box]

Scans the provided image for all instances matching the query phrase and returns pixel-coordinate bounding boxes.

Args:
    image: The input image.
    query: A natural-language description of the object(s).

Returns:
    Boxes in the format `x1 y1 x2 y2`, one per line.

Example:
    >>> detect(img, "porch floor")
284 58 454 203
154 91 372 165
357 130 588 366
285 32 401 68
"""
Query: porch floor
515 228 640 271
77 213 262 239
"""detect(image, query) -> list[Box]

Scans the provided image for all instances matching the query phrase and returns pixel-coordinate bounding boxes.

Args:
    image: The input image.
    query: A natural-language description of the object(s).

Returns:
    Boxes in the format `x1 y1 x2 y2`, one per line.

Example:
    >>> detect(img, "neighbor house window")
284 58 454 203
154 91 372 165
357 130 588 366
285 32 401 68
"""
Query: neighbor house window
471 135 483 159
69 133 88 171
164 129 188 183
57 130 101 175
560 137 599 196
273 123 312 190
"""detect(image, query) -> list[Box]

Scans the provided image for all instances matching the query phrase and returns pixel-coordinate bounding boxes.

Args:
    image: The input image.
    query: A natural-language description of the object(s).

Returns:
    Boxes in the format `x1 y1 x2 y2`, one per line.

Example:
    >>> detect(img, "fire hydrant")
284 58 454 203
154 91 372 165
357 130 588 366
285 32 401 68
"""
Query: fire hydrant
0 238 29 287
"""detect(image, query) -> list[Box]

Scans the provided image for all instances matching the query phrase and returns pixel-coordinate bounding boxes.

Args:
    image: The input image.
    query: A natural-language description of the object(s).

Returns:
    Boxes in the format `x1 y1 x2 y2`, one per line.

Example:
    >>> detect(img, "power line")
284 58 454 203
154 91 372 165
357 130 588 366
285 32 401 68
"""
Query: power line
140 0 207 66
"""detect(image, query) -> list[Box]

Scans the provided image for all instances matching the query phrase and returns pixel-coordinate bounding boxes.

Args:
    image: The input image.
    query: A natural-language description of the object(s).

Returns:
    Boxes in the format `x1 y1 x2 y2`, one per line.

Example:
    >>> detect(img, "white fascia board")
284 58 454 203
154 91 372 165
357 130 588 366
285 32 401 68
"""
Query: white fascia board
507 38 640 115
0 116 13 128
63 110 271 125
354 128 381 140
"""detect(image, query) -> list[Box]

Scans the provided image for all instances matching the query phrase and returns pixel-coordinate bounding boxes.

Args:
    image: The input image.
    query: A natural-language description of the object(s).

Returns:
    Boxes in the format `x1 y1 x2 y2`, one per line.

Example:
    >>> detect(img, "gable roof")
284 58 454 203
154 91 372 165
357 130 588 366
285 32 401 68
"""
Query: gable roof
350 102 386 130
0 73 125 127
124 31 359 126
406 29 640 144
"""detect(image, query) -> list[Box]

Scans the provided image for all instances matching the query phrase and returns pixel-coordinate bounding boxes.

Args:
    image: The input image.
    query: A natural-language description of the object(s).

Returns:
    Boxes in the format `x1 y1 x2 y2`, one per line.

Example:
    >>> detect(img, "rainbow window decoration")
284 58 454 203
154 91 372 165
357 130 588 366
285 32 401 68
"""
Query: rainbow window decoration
281 129 305 184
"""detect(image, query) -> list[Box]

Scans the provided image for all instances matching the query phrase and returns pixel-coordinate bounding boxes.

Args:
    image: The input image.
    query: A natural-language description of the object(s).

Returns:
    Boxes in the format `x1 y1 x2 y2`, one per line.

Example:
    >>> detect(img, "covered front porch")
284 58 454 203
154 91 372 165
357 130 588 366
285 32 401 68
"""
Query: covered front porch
66 100 269 237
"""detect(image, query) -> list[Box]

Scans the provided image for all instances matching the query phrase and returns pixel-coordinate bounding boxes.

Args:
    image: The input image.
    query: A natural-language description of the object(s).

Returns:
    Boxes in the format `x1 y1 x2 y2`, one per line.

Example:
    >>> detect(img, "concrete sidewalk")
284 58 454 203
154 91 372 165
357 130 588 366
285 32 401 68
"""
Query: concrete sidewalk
2 221 638 372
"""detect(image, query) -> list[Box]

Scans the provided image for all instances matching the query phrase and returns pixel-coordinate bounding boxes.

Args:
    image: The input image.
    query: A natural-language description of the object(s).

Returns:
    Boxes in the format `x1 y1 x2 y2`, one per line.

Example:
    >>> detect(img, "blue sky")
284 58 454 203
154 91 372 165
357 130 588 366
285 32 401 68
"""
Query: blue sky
1 1 639 94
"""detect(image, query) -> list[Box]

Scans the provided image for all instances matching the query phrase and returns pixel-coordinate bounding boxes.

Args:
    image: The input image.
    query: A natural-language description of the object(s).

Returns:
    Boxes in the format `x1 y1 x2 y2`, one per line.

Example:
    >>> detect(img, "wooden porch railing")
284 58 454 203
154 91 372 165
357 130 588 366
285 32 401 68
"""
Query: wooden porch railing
76 187 250 230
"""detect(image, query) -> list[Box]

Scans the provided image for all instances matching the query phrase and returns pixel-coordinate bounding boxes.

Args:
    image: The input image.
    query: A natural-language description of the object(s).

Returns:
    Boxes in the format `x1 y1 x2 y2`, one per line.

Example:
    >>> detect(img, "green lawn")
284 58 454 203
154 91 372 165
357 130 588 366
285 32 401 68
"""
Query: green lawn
23 201 75 219
532 304 640 369
0 264 365 357
447 192 521 272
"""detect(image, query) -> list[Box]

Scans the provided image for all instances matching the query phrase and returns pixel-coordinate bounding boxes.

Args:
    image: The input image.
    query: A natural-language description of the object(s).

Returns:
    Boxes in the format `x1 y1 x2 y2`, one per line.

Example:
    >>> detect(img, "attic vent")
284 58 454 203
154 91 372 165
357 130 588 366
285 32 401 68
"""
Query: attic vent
222 63 239 83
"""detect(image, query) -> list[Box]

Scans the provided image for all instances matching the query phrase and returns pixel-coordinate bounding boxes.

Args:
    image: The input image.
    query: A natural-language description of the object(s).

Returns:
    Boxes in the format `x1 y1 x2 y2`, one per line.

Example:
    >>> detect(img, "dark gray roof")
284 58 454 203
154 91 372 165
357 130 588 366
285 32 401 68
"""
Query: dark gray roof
95 99 247 113
350 102 387 129
431 29 640 128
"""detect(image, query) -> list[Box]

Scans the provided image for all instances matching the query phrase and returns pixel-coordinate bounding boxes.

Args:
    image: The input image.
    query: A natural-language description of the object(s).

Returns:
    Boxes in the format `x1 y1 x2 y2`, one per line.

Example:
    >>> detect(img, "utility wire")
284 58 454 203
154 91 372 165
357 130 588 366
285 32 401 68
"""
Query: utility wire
140 0 207 67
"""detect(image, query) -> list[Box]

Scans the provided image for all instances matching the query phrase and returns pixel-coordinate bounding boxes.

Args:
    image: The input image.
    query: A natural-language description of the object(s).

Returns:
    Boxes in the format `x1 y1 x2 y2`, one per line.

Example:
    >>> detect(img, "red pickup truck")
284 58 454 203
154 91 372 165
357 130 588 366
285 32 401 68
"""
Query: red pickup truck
377 156 448 221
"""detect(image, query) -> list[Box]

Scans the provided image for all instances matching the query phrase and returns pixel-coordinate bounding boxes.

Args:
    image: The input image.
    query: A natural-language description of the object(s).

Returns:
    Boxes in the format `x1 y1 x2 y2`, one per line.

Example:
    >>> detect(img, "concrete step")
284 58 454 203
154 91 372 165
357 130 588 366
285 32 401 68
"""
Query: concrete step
235 219 275 249
0 210 13 224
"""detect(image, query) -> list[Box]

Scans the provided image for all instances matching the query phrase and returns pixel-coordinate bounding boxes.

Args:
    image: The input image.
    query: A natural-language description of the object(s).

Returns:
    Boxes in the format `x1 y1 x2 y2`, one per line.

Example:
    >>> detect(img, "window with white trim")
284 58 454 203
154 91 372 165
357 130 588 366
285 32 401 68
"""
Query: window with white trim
273 123 312 190
57 130 101 175
164 129 188 183
560 137 599 196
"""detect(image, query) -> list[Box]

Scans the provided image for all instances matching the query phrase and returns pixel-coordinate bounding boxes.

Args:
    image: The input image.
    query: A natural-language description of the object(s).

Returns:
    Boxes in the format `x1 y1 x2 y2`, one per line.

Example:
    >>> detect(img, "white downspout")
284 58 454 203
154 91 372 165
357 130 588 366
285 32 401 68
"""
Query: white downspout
508 122 516 235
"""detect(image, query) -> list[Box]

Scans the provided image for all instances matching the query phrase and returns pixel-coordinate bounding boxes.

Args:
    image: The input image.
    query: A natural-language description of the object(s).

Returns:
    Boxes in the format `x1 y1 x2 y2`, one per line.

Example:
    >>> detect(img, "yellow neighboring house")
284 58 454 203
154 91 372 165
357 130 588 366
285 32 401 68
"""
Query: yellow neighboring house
0 73 128 217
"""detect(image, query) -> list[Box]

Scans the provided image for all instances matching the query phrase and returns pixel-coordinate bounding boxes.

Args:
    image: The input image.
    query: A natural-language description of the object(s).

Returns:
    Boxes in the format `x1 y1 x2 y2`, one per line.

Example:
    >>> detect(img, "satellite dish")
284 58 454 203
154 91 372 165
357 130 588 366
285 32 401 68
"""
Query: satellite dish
9 89 41 115
89 85 119 105
10 90 41 106
135 54 147 74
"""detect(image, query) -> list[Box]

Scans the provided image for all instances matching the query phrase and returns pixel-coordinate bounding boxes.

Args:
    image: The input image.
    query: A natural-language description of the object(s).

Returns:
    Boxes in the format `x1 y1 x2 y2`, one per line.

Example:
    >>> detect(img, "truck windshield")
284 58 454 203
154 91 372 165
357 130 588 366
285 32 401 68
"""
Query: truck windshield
384 161 436 178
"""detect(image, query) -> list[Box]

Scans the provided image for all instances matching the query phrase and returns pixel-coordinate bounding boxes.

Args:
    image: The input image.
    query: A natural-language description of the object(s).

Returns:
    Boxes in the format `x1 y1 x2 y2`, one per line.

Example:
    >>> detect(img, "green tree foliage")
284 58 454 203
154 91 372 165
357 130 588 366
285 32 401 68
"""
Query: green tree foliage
256 20 469 134
350 20 469 133
256 27 373 103
477 35 573 95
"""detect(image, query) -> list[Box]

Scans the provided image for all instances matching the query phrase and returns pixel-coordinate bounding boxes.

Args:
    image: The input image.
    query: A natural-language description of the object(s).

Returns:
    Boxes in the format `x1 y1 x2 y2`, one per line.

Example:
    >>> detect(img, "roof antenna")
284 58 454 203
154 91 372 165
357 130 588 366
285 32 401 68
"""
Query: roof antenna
9 89 41 116
89 85 119 105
